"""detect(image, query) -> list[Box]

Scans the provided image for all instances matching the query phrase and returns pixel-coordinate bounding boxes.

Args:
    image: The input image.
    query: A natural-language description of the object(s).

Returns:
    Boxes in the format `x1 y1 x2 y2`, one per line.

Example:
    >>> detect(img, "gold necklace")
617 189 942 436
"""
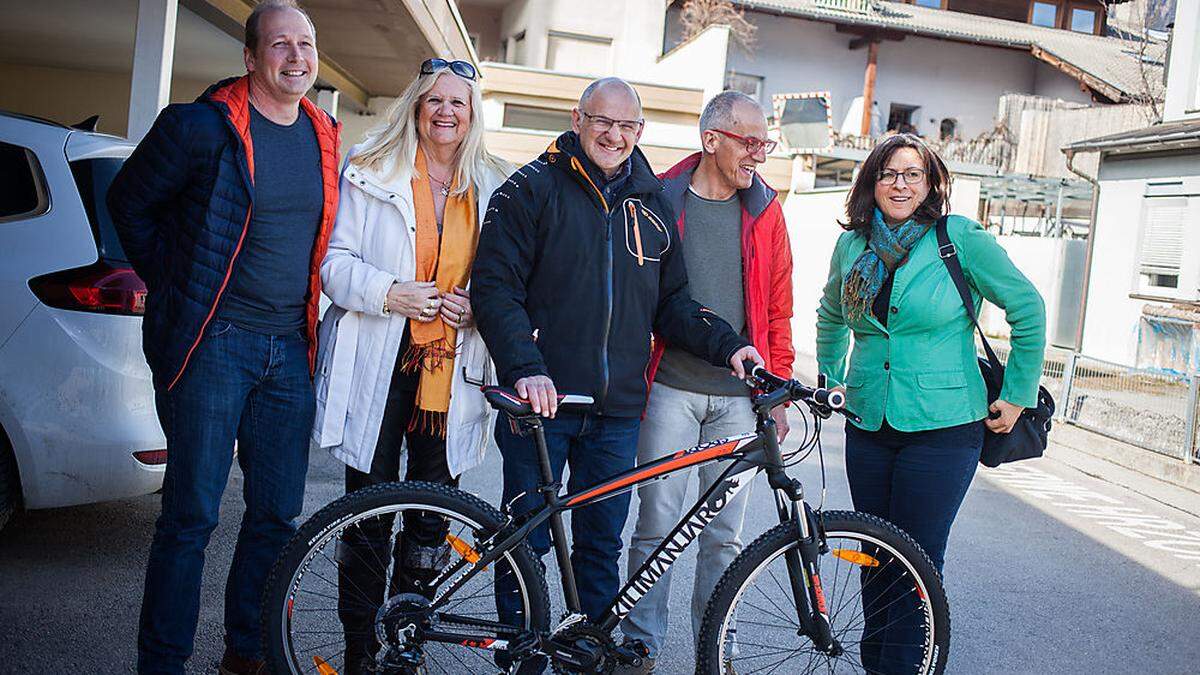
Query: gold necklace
428 170 452 197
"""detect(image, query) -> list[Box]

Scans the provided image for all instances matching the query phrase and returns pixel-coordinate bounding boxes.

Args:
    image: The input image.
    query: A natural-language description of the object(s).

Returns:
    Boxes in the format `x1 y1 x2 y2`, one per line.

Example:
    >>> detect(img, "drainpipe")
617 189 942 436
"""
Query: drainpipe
1064 146 1101 353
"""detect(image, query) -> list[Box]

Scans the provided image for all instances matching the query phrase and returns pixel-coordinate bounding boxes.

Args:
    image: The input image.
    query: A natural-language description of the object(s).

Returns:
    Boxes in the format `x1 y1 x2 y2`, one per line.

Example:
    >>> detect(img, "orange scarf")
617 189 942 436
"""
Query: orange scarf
402 147 478 437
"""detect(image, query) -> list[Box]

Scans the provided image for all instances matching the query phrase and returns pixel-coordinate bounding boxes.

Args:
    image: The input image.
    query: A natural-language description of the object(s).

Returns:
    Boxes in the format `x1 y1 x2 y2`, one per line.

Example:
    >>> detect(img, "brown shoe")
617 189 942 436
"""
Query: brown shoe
218 647 265 675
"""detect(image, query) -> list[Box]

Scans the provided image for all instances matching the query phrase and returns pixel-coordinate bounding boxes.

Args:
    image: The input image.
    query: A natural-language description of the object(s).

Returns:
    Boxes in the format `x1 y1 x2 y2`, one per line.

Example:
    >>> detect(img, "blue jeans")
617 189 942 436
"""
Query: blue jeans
844 419 982 674
622 383 755 659
137 320 314 674
493 413 640 654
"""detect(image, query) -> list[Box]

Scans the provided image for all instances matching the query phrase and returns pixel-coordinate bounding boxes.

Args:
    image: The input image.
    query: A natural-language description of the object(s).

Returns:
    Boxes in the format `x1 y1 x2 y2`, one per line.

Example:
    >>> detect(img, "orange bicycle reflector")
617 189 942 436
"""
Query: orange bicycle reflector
447 533 483 566
313 655 339 675
831 549 881 567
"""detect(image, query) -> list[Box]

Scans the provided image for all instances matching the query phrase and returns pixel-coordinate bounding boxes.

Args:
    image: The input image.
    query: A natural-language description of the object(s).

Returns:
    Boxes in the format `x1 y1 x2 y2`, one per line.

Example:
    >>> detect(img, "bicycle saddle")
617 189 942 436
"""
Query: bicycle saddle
481 385 595 417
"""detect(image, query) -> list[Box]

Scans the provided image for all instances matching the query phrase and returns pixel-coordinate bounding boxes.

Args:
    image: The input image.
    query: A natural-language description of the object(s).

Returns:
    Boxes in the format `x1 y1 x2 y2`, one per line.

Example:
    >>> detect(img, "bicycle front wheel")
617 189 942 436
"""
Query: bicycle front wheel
262 480 550 675
697 510 950 674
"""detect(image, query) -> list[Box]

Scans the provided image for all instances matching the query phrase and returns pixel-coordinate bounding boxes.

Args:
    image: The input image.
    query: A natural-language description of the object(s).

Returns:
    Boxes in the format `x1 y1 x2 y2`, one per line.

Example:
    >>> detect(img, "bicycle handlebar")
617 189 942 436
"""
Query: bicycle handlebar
744 362 857 422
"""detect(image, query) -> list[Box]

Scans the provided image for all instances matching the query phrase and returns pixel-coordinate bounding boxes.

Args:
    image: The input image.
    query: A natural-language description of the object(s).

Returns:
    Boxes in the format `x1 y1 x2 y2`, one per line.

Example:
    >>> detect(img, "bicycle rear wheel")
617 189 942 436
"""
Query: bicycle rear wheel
697 510 949 674
262 480 550 674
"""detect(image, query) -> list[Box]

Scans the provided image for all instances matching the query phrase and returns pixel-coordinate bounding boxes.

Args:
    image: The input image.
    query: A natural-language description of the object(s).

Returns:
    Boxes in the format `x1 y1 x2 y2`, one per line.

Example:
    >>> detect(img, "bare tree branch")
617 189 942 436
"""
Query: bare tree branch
679 0 757 54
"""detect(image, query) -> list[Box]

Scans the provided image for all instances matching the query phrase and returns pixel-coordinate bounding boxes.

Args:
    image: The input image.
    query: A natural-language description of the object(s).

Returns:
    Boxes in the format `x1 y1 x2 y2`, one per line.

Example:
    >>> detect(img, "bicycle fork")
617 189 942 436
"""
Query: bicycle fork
763 425 841 656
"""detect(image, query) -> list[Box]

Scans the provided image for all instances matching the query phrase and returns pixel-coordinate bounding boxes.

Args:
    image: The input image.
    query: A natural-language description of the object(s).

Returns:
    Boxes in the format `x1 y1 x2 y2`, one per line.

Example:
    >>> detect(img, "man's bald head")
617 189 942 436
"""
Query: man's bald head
578 77 642 115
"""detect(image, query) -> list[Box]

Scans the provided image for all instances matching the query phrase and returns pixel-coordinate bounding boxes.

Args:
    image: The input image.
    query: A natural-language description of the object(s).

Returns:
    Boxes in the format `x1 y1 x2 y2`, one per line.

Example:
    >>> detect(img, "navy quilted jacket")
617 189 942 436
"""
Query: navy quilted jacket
108 76 341 390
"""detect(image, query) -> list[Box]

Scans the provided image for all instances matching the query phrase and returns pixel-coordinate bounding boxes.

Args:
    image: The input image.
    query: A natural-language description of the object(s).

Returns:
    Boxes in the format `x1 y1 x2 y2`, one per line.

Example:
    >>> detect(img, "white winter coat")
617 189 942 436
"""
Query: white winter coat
312 149 503 476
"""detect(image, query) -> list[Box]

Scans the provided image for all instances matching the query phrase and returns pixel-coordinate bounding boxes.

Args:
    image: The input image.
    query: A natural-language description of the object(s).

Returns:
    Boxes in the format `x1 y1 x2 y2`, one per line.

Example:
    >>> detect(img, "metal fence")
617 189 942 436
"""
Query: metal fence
989 344 1199 463
814 0 873 12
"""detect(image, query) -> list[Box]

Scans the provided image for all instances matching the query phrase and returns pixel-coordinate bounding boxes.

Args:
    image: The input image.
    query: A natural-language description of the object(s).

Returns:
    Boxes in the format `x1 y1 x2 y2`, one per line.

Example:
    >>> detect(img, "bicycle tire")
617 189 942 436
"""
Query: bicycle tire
262 480 551 675
696 510 950 675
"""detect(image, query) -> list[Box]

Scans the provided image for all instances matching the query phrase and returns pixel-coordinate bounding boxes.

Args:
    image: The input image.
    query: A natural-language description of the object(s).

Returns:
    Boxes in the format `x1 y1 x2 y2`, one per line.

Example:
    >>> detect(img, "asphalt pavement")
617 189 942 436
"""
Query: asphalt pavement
1 411 1198 673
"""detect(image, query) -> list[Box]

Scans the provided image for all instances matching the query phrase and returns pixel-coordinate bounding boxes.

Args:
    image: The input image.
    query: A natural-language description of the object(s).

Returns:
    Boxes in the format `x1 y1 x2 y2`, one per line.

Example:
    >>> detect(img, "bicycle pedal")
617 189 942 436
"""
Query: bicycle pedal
505 629 542 660
613 638 649 665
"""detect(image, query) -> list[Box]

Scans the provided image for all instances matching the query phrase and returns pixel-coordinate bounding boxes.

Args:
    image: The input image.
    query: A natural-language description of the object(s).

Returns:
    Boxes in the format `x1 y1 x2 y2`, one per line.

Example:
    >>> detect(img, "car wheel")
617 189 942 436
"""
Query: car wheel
0 437 19 531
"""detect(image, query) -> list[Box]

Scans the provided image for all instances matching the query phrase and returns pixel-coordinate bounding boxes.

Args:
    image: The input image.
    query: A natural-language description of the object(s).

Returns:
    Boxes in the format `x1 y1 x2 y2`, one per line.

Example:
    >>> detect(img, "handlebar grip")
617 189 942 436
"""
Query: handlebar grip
748 364 788 389
810 387 846 410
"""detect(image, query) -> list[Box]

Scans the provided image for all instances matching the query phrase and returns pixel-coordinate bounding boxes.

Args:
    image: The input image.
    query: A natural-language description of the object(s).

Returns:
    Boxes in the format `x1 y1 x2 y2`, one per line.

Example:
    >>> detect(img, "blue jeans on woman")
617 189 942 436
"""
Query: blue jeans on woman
844 419 982 674
137 320 314 674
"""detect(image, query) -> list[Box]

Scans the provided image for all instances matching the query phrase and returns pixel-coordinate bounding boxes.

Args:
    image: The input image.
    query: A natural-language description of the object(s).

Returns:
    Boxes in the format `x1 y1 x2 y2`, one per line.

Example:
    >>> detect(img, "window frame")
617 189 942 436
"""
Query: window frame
724 70 765 103
0 141 51 224
1028 0 1061 28
1133 192 1193 301
1065 2 1101 34
501 103 575 133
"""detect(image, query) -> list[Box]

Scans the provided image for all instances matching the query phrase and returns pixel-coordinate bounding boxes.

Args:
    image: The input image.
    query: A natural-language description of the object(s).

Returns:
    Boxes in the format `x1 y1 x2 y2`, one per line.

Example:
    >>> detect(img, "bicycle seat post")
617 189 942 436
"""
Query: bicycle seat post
520 415 583 615
525 418 556 490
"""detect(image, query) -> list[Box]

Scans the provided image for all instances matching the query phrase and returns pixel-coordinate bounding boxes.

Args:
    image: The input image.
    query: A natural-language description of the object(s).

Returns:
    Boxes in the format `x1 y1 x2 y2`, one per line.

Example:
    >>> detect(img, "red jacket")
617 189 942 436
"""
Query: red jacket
647 153 794 387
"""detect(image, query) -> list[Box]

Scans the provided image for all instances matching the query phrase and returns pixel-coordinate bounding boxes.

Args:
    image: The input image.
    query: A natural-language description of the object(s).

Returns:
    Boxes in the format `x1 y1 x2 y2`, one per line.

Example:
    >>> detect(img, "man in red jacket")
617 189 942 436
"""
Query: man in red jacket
619 90 794 672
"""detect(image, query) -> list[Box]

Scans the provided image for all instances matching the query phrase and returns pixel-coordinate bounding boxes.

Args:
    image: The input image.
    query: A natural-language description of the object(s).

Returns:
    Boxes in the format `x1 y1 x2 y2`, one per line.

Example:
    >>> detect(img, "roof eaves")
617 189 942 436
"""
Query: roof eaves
737 1 1148 96
1064 123 1200 153
1030 44 1125 102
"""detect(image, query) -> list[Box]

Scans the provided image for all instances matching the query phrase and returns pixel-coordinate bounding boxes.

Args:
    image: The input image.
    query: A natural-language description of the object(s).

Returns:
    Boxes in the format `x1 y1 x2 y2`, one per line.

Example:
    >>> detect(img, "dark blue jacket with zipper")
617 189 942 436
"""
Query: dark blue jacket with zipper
472 131 749 417
107 76 341 391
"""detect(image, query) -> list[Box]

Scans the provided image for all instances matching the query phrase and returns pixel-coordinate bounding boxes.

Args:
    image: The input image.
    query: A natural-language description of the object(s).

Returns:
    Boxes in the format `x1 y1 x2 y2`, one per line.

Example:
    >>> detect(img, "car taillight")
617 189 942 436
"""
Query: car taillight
132 449 167 466
29 260 146 315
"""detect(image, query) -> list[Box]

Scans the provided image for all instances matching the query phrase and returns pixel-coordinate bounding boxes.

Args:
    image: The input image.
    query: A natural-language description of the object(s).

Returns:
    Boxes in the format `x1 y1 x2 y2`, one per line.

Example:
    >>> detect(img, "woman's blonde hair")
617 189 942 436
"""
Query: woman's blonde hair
351 65 511 195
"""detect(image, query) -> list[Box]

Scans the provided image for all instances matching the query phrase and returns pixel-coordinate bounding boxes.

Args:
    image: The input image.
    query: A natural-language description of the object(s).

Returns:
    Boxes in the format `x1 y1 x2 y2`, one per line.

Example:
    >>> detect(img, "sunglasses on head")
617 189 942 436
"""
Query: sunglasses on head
420 58 478 81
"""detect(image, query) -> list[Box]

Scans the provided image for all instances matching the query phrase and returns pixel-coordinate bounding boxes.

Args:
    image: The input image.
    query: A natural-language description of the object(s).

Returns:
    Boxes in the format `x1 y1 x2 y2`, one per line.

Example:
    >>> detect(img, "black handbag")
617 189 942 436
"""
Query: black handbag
934 217 1054 467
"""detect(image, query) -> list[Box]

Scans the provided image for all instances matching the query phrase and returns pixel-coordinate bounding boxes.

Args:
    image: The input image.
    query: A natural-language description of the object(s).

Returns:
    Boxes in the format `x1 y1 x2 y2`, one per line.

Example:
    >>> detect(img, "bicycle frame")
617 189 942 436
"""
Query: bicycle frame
418 398 839 661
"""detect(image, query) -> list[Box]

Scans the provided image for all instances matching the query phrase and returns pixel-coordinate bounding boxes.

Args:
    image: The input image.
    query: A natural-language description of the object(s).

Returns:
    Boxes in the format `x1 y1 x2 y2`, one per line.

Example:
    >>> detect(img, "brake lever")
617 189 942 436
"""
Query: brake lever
806 400 833 420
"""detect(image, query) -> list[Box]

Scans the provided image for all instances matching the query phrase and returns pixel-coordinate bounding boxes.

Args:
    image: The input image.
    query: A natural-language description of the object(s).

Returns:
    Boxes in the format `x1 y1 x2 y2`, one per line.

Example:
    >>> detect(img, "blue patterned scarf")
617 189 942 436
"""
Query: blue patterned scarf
843 209 931 321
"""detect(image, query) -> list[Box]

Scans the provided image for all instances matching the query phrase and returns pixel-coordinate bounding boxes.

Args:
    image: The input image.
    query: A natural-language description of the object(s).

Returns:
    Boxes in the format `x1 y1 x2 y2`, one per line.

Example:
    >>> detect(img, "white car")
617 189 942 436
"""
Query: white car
0 110 165 530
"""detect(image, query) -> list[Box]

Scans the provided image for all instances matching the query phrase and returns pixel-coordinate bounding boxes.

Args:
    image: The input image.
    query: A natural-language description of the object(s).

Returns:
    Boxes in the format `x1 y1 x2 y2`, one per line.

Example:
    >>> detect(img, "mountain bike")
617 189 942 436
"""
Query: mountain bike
262 365 949 674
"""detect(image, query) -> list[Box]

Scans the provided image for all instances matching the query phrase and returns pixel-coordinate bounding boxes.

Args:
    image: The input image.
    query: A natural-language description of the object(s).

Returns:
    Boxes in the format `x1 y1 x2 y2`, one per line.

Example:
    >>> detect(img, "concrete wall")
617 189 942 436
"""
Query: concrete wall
647 25 730 105
1162 0 1200 122
1032 61 1094 103
460 4 505 62
498 0 668 79
1081 152 1200 365
786 177 982 363
978 235 1086 349
0 62 217 137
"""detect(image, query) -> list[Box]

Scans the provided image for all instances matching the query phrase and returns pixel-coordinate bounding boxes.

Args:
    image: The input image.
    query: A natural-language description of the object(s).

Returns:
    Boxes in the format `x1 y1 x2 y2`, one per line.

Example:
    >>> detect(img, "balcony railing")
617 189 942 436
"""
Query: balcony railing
831 128 1016 172
814 0 874 13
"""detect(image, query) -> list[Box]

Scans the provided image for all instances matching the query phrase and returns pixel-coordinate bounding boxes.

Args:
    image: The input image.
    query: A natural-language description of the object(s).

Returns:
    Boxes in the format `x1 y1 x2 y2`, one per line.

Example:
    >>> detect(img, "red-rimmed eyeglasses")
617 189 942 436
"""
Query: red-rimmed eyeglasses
709 128 777 155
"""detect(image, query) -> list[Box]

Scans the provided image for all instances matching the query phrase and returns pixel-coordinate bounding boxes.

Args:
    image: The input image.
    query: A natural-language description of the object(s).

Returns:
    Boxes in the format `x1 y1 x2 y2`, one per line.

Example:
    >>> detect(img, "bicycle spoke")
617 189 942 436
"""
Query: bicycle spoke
714 523 940 675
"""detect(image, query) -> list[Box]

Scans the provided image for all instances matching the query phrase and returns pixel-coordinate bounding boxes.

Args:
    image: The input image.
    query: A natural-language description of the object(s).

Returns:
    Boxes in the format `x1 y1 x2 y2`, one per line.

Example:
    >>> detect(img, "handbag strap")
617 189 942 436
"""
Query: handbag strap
934 216 1004 376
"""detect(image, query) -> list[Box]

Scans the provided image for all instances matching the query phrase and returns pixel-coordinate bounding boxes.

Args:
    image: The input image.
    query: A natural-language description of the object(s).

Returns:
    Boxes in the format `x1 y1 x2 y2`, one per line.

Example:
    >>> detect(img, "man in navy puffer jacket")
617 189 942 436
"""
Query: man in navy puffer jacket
106 3 340 673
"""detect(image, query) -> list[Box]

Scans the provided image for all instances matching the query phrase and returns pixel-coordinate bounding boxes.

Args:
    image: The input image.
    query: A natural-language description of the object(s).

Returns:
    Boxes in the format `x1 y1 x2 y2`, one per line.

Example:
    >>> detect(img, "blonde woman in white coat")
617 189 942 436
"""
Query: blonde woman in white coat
311 58 511 674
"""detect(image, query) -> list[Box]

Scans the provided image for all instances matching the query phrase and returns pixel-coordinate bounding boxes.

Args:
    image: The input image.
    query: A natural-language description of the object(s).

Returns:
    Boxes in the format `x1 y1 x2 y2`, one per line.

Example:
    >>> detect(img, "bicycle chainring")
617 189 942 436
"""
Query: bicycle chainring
549 623 616 674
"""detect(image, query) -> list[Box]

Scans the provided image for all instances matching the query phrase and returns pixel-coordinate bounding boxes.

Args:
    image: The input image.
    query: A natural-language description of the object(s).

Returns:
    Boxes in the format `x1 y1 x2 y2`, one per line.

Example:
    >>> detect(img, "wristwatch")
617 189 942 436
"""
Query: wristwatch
381 297 391 316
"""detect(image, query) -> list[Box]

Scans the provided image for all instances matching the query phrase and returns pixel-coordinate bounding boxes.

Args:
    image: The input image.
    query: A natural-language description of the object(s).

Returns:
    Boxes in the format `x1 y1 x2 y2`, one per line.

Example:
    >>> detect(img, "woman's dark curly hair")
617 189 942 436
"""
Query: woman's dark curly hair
840 133 951 233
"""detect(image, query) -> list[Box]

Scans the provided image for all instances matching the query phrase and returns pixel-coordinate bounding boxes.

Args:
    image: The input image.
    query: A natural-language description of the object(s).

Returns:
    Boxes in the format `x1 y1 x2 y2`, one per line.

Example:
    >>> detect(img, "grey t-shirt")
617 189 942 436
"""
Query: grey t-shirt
655 188 748 397
218 105 323 334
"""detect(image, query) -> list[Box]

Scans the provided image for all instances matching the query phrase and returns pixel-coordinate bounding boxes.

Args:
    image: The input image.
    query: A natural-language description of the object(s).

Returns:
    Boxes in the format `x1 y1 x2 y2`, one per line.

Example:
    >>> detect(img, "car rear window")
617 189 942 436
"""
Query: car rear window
0 141 49 221
70 157 129 262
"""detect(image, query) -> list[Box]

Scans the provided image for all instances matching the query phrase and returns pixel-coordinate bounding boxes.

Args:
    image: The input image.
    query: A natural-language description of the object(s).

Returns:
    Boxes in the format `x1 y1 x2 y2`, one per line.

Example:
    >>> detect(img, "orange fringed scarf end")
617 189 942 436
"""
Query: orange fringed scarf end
400 339 457 375
407 408 448 438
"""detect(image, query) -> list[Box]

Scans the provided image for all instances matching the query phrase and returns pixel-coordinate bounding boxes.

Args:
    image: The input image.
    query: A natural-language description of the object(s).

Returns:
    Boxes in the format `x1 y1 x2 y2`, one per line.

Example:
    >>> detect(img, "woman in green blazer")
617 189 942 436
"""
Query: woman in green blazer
816 134 1045 673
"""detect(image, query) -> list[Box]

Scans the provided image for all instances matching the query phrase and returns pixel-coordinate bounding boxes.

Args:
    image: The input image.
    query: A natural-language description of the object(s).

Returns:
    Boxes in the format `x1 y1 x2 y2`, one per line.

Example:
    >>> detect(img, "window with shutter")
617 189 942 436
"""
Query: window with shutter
1138 196 1187 291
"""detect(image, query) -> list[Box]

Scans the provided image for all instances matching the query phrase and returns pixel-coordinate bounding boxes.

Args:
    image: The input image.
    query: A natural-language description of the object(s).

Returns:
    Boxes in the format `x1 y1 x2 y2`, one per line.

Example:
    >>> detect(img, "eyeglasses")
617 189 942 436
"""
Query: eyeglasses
876 168 927 186
420 58 478 81
709 128 778 155
579 111 645 135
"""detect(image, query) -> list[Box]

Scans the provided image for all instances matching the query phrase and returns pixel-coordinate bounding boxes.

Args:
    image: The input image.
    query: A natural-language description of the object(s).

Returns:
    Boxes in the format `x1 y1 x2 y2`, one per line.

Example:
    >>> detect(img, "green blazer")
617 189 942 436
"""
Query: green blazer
816 215 1046 432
